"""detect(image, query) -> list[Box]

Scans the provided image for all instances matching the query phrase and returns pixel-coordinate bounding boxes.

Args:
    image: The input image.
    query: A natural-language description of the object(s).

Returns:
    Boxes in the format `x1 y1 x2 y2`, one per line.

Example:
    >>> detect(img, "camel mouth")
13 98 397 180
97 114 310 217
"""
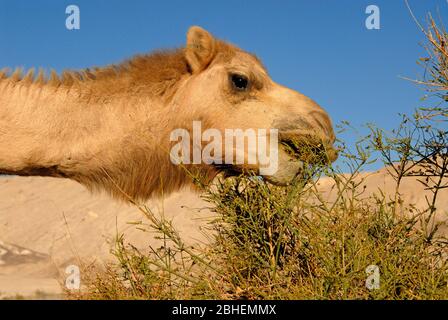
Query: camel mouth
212 163 243 178
210 135 338 183
279 134 338 166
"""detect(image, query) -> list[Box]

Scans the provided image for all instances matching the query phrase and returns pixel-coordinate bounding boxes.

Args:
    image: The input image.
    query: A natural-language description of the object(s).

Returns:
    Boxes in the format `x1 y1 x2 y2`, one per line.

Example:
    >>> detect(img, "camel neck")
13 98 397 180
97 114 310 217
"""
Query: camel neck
0 80 118 177
0 78 198 201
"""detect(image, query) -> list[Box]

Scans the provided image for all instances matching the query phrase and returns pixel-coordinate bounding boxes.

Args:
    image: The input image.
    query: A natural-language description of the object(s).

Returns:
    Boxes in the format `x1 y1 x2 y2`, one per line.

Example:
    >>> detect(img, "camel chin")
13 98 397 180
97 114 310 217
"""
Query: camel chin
261 150 305 186
217 149 306 186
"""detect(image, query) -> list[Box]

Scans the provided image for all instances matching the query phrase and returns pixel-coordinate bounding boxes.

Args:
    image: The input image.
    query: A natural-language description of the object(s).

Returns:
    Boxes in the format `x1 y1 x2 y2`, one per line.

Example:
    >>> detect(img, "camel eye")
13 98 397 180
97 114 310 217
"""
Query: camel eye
230 74 249 91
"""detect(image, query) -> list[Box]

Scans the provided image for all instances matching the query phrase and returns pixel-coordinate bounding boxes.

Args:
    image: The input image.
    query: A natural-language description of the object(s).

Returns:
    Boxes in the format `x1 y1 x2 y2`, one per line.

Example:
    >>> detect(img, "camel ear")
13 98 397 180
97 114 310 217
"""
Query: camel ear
185 26 216 73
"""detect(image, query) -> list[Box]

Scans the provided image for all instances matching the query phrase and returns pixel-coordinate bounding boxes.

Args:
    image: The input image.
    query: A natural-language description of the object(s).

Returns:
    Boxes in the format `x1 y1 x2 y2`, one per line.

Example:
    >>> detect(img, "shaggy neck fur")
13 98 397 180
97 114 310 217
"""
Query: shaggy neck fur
0 48 216 201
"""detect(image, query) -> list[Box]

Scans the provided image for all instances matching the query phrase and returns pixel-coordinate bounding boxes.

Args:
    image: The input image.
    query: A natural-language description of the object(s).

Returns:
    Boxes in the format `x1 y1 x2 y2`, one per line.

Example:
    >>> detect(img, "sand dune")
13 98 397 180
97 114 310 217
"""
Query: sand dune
0 168 446 298
0 176 214 298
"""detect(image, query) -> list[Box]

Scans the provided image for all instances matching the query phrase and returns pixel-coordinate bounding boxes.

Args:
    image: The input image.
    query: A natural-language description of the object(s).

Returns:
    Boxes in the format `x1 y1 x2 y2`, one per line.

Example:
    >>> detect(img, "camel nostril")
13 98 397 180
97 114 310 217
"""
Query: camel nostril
272 117 313 132
309 111 334 138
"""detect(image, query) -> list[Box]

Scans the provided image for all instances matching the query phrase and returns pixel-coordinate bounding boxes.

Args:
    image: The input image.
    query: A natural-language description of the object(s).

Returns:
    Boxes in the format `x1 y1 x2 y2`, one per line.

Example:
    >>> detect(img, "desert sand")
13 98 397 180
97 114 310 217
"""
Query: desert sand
0 176 215 298
0 167 447 298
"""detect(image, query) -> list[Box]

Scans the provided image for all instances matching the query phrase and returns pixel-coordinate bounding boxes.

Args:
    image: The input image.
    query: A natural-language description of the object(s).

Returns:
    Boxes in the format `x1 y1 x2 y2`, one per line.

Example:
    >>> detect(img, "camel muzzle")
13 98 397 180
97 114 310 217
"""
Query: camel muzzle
279 130 338 165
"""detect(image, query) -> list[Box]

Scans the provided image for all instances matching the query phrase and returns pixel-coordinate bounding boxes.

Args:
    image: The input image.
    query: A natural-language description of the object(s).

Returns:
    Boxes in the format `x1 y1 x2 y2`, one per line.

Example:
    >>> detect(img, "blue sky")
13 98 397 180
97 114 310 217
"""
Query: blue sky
0 0 446 170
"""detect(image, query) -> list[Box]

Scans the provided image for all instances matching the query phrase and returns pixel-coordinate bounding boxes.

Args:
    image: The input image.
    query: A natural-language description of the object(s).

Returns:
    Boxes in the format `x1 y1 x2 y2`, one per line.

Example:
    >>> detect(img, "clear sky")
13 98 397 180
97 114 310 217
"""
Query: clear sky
0 0 446 170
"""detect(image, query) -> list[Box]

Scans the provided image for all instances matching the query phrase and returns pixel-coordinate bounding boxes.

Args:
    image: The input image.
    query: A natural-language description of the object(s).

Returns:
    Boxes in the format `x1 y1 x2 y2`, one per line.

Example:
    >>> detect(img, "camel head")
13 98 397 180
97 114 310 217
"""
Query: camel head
0 25 338 201
169 26 337 185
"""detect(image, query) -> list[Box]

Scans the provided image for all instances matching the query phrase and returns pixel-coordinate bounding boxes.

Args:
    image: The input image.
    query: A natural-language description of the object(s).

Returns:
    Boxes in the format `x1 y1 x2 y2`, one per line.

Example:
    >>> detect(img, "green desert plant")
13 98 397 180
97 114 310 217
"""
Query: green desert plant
71 140 448 299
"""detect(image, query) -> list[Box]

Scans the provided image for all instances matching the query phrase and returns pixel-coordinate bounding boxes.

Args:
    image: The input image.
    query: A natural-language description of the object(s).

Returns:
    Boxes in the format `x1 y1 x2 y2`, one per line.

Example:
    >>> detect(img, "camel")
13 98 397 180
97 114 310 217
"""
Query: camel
0 26 337 202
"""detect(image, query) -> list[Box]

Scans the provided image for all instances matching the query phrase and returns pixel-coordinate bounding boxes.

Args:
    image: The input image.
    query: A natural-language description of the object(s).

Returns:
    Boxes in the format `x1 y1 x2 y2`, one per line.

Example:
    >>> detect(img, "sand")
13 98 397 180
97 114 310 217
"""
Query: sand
0 176 214 298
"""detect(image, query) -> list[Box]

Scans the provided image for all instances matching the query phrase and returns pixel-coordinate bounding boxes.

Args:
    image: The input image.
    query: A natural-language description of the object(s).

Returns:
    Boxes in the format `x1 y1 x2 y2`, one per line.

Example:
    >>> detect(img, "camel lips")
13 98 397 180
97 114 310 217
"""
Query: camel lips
281 137 338 165
169 121 280 176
